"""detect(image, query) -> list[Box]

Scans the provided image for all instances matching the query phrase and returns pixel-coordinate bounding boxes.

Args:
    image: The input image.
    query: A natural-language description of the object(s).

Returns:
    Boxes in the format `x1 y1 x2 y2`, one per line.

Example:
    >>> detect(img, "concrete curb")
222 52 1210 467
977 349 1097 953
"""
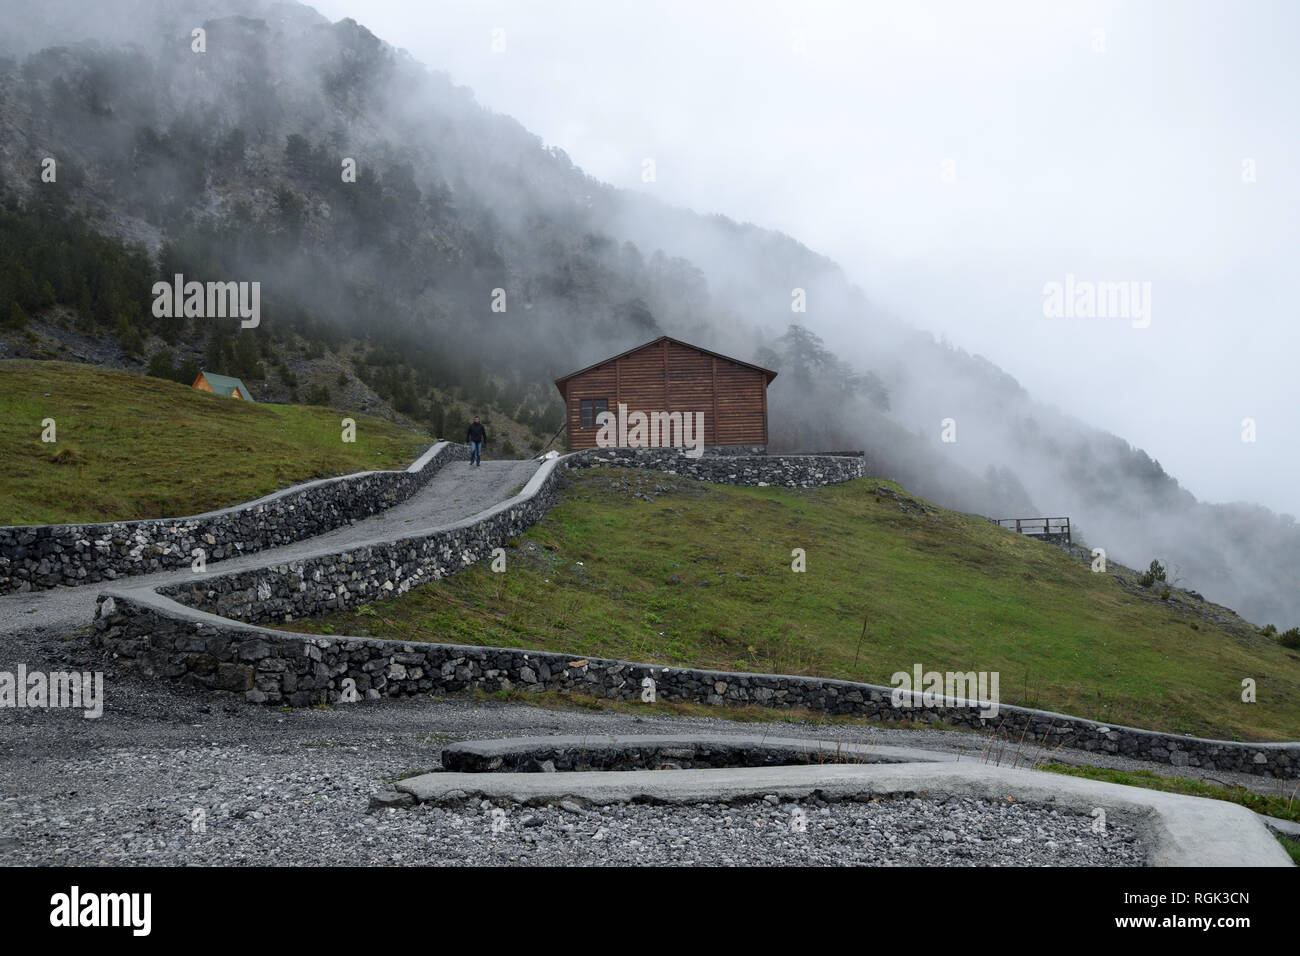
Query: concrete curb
1256 812 1300 838
394 758 1293 866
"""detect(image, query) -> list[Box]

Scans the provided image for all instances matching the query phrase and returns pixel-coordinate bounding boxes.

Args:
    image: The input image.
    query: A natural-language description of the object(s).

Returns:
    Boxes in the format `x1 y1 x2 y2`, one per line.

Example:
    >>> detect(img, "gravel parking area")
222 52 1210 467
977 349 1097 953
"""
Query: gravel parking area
399 795 1142 867
0 608 1284 867
0 655 1156 867
0 744 1141 867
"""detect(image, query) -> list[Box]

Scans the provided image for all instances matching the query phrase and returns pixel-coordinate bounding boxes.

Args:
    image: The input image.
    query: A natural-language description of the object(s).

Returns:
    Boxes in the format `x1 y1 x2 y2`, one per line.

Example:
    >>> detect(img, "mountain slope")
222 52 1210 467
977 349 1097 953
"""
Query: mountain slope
0 360 428 524
0 0 1295 628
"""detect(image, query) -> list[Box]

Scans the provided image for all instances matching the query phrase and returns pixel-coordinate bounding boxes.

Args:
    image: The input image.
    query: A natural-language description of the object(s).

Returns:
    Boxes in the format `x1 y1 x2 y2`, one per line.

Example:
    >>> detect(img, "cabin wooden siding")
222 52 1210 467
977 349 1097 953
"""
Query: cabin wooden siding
558 339 770 451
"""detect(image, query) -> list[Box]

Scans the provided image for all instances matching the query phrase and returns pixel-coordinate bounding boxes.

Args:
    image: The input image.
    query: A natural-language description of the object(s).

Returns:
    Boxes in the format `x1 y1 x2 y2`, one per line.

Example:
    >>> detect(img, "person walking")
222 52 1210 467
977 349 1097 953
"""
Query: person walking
466 415 486 467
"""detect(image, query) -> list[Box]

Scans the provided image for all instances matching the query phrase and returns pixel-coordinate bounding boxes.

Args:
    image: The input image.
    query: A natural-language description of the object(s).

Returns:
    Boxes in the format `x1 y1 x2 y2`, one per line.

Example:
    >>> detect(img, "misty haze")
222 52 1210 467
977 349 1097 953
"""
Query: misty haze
0 0 1296 883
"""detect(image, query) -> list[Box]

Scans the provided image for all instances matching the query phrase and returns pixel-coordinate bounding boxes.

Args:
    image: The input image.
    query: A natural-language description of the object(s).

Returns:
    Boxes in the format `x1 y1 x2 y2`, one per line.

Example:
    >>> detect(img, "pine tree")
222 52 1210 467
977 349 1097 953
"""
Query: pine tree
5 301 27 329
174 358 200 386
147 349 175 379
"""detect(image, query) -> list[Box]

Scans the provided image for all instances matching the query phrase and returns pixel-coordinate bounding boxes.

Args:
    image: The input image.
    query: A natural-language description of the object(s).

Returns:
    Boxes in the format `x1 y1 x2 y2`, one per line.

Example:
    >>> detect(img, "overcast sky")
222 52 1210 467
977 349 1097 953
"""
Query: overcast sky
312 0 1300 517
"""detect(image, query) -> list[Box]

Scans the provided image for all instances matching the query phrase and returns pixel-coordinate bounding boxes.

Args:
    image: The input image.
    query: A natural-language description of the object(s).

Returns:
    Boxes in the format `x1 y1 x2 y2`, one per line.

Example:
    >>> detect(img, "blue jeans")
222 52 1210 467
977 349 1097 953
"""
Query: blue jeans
468 441 482 465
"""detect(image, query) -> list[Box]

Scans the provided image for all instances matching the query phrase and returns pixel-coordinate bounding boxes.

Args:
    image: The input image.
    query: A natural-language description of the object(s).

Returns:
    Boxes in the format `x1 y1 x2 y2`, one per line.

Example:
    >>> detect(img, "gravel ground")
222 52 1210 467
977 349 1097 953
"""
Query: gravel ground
0 769 1141 866
1 611 1291 865
0 651 1250 868
411 795 1141 867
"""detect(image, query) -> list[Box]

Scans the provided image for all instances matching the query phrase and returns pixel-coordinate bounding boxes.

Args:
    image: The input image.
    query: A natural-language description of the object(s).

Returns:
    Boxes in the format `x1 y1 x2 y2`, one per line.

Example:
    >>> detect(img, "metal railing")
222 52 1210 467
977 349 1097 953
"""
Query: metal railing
992 516 1071 544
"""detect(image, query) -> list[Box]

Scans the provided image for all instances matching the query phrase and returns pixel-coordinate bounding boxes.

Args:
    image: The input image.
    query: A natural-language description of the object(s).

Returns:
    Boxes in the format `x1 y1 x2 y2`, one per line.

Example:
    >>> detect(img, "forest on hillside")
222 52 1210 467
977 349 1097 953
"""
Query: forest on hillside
1 0 1297 629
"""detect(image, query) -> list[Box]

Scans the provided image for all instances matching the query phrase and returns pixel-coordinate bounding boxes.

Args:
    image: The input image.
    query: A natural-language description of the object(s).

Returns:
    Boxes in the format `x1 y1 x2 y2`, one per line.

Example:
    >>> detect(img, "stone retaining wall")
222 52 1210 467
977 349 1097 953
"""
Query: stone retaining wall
437 734 941 773
151 448 862 625
0 442 463 594
693 445 767 456
92 594 1299 777
2 445 857 596
155 455 566 625
566 447 864 487
80 444 1298 778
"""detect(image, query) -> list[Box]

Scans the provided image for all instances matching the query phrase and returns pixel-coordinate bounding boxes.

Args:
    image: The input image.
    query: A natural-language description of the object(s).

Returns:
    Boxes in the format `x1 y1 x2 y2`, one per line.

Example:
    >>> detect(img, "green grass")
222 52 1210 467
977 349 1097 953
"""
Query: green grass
282 467 1300 742
1039 762 1300 822
1279 835 1300 864
0 360 429 524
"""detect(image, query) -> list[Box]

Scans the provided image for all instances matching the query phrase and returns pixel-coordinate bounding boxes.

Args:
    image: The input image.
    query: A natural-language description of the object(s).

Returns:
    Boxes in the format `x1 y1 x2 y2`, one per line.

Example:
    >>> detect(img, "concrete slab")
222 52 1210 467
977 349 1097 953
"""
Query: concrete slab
395 760 1293 866
1256 812 1300 838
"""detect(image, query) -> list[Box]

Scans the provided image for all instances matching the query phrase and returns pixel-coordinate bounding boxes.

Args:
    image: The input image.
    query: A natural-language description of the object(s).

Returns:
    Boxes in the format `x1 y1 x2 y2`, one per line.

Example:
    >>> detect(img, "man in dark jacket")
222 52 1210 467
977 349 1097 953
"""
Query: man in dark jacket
466 416 486 467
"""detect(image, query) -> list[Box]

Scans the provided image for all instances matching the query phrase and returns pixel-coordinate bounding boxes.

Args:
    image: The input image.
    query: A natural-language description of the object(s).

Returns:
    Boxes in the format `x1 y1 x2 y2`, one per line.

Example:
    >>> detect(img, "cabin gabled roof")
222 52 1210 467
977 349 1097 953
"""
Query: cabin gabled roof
553 335 778 397
195 370 256 401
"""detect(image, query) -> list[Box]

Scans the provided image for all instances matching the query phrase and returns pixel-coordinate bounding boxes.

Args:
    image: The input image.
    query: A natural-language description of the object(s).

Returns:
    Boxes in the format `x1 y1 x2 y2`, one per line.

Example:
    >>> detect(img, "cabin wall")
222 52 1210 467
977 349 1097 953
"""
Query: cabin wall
563 340 768 451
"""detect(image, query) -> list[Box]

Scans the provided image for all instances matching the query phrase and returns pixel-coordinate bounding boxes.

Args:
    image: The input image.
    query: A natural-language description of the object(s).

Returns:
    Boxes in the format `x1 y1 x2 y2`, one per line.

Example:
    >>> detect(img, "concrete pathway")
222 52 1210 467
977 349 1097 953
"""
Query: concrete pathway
0 458 542 644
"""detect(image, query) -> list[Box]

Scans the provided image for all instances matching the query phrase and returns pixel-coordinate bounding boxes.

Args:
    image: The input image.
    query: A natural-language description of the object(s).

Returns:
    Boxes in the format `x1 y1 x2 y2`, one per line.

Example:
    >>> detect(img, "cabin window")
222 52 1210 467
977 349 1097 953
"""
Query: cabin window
580 398 609 428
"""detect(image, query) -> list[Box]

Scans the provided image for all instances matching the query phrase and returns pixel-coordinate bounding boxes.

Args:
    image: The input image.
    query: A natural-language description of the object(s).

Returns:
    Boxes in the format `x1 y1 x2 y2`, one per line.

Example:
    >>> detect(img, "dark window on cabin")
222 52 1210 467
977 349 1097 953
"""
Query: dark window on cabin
580 398 609 428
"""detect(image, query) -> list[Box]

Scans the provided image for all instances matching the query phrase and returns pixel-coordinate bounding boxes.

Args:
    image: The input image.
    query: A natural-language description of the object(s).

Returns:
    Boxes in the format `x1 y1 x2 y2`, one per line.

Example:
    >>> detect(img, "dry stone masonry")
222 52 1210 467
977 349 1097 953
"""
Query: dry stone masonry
436 734 953 773
0 445 858 595
0 443 466 594
156 458 567 625
566 447 865 487
93 593 1299 777
28 442 1285 779
147 449 861 625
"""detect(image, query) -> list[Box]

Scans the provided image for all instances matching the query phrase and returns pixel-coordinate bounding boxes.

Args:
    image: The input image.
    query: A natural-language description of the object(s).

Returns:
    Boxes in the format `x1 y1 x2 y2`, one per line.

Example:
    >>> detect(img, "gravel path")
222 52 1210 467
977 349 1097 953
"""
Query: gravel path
0 458 541 643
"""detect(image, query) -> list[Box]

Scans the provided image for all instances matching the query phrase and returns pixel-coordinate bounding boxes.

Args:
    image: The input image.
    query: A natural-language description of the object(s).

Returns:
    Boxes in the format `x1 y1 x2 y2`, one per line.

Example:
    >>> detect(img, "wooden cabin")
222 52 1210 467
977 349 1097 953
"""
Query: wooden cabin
553 336 776 452
192 370 255 401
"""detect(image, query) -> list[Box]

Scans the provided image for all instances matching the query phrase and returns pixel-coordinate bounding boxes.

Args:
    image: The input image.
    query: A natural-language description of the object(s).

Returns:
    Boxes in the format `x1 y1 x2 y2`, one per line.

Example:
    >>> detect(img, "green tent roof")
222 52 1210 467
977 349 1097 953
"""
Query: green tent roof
198 371 256 401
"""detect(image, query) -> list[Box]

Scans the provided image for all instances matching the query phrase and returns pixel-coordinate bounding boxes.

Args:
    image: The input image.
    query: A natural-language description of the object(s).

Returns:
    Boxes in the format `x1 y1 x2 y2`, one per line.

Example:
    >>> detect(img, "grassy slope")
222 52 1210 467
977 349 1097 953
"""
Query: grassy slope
287 468 1300 742
0 360 430 524
1281 835 1300 864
